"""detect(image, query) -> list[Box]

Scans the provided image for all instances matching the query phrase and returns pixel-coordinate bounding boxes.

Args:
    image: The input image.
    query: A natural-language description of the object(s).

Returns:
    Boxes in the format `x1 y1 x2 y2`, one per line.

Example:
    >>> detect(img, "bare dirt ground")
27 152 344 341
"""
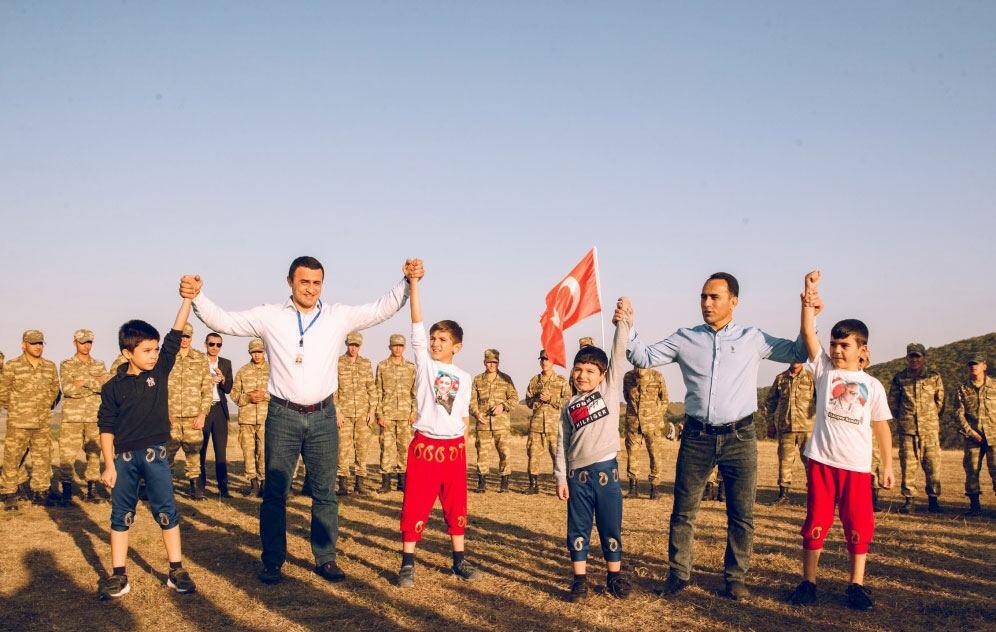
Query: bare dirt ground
1 422 993 632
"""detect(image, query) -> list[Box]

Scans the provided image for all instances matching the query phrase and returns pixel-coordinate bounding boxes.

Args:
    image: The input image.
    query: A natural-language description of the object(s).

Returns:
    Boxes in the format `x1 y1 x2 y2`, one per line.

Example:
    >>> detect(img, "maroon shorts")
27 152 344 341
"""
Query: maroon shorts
801 459 875 555
399 432 468 543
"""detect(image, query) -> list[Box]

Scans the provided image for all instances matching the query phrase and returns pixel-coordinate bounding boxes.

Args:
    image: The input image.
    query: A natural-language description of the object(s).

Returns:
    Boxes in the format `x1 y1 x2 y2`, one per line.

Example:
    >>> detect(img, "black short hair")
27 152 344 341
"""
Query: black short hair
706 272 739 297
573 345 608 374
288 256 324 280
831 319 869 346
119 319 160 352
206 332 222 342
430 320 464 344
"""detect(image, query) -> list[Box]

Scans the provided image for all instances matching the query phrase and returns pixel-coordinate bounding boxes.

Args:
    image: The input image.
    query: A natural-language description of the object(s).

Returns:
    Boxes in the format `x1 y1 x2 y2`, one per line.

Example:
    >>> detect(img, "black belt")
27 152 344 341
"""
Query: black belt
271 395 334 414
685 414 753 435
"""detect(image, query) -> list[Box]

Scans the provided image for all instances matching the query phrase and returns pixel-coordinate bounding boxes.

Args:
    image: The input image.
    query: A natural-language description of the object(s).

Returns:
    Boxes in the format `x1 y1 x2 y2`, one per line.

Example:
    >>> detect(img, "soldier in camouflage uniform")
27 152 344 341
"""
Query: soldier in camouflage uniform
166 322 212 500
471 349 519 493
954 352 995 516
579 337 595 348
763 362 815 504
334 332 376 495
0 350 30 494
622 365 669 499
375 334 416 494
58 329 110 505
889 342 945 514
1 331 61 509
231 339 269 497
110 354 128 374
524 350 571 494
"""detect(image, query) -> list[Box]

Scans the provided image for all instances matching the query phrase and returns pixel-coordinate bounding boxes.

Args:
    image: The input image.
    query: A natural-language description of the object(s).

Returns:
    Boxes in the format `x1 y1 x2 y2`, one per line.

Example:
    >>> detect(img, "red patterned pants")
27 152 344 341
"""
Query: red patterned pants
400 433 468 543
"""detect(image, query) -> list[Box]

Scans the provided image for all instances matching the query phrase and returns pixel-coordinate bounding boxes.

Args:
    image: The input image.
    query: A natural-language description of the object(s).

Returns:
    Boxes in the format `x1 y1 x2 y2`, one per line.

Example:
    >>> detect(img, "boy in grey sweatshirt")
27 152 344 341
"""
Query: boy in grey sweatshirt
554 313 632 602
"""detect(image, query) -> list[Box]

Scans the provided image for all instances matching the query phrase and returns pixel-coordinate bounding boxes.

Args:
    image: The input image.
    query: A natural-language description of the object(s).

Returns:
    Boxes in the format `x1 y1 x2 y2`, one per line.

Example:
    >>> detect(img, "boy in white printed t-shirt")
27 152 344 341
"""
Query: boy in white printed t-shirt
396 259 481 588
788 271 895 611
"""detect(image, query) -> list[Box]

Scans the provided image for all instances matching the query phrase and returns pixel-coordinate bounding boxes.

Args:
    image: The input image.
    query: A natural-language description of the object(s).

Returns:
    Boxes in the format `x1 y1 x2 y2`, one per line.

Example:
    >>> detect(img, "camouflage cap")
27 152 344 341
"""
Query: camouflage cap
966 351 988 365
248 338 265 353
22 330 44 344
182 323 194 336
346 332 362 346
579 337 594 348
389 334 406 347
484 349 500 362
538 349 549 360
906 342 926 356
73 328 95 343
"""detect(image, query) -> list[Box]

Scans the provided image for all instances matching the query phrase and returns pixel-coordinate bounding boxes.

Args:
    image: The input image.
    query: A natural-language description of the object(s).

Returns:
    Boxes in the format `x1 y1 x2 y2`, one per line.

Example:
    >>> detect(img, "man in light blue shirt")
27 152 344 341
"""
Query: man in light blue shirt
621 272 809 601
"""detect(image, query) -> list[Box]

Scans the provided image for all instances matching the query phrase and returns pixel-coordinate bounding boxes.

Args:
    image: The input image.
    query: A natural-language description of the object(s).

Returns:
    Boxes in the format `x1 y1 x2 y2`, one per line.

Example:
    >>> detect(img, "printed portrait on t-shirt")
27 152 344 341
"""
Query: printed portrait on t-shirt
434 371 460 414
827 376 869 424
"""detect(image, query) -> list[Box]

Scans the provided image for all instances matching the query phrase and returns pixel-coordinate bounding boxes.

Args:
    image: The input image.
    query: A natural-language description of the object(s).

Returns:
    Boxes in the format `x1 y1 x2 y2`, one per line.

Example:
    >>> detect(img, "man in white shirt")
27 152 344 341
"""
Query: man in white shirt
180 255 417 585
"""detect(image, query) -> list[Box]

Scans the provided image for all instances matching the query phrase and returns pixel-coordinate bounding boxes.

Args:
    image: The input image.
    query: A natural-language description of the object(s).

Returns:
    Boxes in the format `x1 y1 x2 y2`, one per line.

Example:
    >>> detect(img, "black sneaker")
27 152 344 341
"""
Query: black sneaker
315 560 346 582
654 572 689 596
167 568 196 594
452 559 481 581
397 564 415 588
720 580 749 601
606 574 632 599
98 574 131 600
568 578 589 603
788 580 817 606
258 564 282 585
846 583 873 611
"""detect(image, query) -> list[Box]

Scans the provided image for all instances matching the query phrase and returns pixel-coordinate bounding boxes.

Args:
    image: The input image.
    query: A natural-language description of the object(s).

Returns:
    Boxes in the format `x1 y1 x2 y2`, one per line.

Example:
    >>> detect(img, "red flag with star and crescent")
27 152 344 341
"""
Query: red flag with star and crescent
540 248 602 367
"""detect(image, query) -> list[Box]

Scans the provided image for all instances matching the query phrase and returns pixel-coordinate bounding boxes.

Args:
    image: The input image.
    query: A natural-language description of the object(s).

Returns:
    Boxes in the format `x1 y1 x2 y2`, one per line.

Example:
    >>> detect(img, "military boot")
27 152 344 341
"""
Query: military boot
86 481 99 503
59 482 74 507
702 482 715 501
527 474 540 495
245 478 260 497
627 479 639 499
475 474 486 494
498 475 510 493
336 476 349 497
871 484 881 513
927 496 942 514
397 474 406 492
898 497 913 514
354 476 367 496
715 481 725 503
257 479 265 498
189 479 204 501
17 482 30 500
965 494 982 517
2 494 17 511
377 474 392 494
648 481 659 500
771 486 789 506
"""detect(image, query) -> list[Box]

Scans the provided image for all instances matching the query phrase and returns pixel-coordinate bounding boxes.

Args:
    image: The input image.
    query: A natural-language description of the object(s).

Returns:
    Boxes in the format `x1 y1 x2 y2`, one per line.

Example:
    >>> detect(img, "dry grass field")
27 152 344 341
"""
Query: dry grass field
1 421 993 632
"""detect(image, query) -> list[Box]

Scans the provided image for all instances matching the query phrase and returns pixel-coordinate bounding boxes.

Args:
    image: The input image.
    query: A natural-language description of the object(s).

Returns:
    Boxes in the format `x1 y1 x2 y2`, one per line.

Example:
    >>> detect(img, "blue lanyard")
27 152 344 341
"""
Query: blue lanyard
295 300 322 348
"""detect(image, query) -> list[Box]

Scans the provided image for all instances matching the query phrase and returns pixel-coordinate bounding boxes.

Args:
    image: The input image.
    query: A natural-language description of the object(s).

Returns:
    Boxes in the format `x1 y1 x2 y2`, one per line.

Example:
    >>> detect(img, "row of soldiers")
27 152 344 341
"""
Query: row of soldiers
2 328 994 516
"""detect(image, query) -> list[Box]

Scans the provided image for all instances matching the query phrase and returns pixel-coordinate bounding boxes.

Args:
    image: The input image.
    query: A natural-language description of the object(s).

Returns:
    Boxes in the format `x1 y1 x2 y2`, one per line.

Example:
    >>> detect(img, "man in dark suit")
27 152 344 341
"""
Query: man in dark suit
200 332 234 497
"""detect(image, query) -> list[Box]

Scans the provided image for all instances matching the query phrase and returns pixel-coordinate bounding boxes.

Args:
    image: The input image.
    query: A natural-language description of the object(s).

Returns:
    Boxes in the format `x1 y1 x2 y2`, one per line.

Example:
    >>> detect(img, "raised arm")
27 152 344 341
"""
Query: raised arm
605 310 631 394
799 270 821 362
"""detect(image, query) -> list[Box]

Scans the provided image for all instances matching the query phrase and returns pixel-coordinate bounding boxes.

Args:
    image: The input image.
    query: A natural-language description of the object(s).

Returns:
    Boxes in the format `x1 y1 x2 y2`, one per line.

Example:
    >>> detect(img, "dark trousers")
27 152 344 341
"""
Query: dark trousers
567 457 623 563
260 401 339 568
669 422 758 583
111 444 178 532
199 402 229 485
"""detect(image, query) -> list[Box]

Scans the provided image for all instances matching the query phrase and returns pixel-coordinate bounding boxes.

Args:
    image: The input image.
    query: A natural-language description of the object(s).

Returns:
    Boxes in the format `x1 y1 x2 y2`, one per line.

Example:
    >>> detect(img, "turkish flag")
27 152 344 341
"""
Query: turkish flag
540 248 602 367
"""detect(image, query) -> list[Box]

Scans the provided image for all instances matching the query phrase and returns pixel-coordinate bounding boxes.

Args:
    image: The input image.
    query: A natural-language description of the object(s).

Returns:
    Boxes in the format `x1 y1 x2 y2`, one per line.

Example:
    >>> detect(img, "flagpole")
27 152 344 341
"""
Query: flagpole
592 246 606 348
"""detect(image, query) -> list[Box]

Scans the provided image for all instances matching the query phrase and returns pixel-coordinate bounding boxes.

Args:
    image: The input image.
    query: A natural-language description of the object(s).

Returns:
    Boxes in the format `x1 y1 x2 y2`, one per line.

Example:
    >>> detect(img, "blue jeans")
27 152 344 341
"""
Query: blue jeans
567 458 623 563
669 422 758 582
110 444 178 532
260 401 339 568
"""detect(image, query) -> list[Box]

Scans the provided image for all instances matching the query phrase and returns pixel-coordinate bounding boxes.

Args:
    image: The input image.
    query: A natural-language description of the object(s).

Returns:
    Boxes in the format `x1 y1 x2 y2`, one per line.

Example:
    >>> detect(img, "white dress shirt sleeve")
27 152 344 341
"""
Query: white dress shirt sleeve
339 279 410 333
193 292 267 338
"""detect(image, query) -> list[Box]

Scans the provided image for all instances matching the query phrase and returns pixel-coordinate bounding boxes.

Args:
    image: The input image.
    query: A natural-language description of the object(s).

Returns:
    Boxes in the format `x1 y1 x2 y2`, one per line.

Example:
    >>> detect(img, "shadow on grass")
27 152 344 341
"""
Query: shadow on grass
0 550 138 631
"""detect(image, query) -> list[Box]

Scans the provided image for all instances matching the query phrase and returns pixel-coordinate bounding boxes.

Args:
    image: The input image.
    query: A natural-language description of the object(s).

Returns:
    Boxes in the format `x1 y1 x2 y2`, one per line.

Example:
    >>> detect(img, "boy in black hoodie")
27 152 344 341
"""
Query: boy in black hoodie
96 294 198 600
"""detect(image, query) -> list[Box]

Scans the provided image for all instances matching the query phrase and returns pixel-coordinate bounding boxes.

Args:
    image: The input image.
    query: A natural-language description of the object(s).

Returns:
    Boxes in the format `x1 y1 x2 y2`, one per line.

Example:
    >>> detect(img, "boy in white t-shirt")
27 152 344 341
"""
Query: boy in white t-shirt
396 260 481 588
788 271 895 611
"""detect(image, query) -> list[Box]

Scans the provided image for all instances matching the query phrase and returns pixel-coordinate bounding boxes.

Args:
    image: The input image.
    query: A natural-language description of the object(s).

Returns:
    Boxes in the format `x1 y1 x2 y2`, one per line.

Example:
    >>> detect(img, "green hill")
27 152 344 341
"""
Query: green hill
756 332 996 447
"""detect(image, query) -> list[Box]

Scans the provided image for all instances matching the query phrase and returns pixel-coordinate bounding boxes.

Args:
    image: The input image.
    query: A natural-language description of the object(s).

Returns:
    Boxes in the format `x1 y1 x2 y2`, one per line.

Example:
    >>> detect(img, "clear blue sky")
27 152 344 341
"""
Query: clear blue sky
2 2 994 400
